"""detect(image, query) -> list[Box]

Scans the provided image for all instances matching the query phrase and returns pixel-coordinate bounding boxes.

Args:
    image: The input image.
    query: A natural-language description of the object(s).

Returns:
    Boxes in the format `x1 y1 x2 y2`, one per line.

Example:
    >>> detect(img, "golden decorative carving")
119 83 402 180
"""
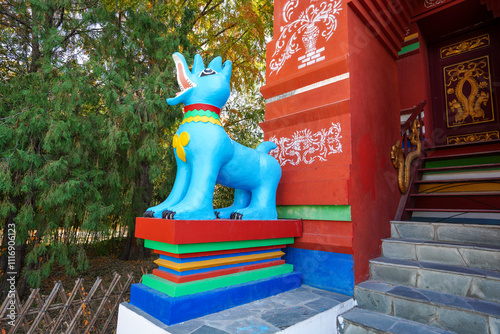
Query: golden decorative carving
444 56 494 128
447 131 499 145
424 0 446 9
440 34 490 59
391 120 422 194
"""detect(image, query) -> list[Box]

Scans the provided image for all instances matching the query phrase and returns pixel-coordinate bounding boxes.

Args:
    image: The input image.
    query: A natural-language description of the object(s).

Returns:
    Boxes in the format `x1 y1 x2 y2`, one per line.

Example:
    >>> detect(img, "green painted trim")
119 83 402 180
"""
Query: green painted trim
183 109 220 121
144 238 295 254
398 42 419 56
142 264 294 297
277 205 351 221
424 155 500 169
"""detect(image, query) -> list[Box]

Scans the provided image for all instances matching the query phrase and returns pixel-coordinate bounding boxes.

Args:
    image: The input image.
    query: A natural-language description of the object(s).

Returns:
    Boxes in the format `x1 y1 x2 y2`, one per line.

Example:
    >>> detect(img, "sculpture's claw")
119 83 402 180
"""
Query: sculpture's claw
143 211 154 218
162 210 171 219
168 211 176 220
230 212 243 220
214 211 220 219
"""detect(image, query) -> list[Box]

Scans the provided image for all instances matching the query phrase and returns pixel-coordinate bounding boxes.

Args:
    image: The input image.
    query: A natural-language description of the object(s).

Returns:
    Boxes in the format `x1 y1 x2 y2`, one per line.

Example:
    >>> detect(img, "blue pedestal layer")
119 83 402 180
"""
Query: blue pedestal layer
130 272 302 325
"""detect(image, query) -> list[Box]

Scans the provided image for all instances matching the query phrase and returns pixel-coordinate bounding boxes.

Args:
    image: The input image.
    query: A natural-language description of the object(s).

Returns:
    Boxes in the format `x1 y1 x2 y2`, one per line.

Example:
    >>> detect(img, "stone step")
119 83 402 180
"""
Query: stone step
370 257 500 303
420 170 500 181
415 177 500 184
382 238 500 271
355 280 500 334
419 162 500 173
423 148 500 162
339 307 455 334
390 220 500 246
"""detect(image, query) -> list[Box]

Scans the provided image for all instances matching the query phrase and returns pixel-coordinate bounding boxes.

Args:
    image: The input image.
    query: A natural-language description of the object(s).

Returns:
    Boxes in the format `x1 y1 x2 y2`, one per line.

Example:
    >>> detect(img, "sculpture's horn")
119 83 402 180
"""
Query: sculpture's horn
192 54 205 75
208 56 223 72
221 60 232 82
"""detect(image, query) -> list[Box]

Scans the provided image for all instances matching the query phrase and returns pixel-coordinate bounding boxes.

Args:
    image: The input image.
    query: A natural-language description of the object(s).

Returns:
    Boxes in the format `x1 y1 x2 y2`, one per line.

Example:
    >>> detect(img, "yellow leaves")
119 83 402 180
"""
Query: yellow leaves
187 0 272 91
101 0 160 13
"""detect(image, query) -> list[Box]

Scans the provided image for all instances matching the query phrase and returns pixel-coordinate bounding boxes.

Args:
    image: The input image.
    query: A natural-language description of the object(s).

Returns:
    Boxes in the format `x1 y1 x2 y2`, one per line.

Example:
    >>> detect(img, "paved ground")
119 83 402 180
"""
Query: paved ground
129 285 353 334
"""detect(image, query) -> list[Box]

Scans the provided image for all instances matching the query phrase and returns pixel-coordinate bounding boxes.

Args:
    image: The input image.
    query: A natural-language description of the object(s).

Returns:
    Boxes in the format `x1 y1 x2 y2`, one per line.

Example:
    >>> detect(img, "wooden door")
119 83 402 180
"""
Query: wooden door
429 21 500 145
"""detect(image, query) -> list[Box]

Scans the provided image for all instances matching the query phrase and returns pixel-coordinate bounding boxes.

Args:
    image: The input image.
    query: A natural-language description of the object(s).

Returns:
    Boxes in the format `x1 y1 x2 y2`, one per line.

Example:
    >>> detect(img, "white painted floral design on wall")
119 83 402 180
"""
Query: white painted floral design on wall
269 0 342 75
269 123 342 166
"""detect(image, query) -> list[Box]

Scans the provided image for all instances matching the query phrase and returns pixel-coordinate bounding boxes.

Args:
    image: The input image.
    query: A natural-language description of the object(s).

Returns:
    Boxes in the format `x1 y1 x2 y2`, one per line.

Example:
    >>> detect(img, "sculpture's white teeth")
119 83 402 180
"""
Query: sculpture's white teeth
173 54 196 96
177 77 195 92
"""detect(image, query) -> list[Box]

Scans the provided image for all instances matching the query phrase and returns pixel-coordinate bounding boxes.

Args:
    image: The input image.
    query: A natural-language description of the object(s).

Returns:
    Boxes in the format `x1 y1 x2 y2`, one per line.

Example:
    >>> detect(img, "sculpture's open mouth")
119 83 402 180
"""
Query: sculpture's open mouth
173 53 196 97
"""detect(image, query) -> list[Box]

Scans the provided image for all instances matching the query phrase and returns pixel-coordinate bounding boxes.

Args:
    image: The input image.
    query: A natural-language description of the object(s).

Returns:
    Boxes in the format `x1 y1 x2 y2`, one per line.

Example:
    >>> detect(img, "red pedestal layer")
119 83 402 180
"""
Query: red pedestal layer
135 218 303 245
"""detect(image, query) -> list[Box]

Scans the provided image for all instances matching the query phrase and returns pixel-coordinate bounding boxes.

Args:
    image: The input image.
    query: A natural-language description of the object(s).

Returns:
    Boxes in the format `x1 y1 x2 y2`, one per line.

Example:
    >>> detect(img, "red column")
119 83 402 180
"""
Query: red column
261 0 407 285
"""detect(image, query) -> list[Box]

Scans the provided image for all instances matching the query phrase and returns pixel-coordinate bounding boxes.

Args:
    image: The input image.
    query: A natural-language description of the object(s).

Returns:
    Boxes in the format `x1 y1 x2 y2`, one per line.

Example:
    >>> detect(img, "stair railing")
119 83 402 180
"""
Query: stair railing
392 100 426 221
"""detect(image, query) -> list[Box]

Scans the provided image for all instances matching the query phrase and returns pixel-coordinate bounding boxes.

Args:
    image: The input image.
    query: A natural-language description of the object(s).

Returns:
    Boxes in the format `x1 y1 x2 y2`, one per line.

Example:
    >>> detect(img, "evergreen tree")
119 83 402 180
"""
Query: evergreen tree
0 0 272 298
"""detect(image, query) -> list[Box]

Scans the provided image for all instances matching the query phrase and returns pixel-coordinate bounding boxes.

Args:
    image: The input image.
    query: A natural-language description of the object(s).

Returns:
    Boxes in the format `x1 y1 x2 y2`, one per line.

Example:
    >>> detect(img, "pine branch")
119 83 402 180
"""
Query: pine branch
61 27 102 46
0 111 22 121
55 7 64 28
0 7 31 30
0 20 14 28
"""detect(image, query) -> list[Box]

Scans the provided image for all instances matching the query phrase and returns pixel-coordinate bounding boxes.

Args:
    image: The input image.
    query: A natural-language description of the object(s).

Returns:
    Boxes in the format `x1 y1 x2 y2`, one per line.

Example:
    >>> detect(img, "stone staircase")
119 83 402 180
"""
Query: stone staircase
339 142 500 334
339 221 500 334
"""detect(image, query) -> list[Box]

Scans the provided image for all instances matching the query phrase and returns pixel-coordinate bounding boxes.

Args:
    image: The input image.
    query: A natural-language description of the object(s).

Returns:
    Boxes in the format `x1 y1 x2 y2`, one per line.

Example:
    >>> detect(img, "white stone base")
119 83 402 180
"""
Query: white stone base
117 298 356 334
117 303 170 334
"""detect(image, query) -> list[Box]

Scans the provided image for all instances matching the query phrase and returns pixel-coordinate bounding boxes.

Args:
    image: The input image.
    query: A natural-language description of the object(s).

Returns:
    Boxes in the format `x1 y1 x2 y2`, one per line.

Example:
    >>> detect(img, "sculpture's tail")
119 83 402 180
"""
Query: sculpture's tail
255 141 277 154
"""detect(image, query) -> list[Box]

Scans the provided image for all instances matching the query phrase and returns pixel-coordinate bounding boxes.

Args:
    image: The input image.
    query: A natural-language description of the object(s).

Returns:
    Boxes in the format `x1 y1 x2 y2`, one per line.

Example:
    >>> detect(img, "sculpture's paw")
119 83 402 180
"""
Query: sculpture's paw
162 210 176 220
230 212 243 220
215 207 236 219
173 209 216 220
143 210 155 218
230 207 278 220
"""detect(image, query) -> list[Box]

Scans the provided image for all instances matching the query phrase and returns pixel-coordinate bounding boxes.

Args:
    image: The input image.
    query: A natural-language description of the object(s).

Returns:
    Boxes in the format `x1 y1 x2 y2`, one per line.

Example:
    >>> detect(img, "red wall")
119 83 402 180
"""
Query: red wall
398 52 426 110
347 9 402 283
397 32 435 145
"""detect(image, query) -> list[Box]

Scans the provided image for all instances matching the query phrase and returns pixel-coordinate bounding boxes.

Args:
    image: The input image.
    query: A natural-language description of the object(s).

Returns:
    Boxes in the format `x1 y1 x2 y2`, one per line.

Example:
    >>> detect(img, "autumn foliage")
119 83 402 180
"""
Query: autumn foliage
0 0 272 298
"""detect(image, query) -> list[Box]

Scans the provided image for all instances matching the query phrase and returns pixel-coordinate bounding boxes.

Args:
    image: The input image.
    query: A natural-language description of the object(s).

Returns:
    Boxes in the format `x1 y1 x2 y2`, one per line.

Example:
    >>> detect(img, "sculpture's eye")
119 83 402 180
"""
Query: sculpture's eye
200 69 217 77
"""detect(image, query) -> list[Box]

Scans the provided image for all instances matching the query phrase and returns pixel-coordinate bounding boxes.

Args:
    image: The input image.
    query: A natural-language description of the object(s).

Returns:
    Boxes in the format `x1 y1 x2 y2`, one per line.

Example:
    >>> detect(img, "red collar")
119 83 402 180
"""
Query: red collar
184 104 221 115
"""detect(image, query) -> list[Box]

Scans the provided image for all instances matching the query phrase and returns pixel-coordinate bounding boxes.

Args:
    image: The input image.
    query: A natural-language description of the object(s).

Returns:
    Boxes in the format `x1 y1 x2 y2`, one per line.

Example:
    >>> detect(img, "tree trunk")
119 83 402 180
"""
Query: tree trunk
120 163 153 261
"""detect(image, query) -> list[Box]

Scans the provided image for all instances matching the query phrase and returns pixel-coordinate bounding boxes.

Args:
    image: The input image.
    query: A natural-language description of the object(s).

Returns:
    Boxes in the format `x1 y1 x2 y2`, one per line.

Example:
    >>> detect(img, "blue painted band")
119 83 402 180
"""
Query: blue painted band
283 247 354 296
158 248 282 263
158 258 278 276
130 272 302 325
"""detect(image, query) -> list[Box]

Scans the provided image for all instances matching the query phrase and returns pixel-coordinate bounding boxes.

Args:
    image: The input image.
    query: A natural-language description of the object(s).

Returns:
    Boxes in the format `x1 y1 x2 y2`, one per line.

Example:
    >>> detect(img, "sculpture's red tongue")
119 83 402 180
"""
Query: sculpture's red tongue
176 62 191 91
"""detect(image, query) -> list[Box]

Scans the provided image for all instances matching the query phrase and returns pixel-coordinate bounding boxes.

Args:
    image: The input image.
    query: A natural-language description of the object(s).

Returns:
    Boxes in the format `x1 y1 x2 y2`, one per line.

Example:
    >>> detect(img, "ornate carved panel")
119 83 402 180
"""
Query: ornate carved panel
440 34 490 59
443 55 495 128
424 0 447 9
447 131 500 145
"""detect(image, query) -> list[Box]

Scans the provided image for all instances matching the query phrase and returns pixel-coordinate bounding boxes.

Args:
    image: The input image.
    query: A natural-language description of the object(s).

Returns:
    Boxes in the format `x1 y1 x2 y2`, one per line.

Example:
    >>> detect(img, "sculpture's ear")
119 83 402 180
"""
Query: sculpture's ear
208 56 223 72
192 54 205 75
221 60 232 82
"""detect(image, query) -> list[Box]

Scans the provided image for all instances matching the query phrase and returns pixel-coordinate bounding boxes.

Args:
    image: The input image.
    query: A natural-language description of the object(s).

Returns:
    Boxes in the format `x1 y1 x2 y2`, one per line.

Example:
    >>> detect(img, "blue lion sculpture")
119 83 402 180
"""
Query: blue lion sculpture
143 53 281 220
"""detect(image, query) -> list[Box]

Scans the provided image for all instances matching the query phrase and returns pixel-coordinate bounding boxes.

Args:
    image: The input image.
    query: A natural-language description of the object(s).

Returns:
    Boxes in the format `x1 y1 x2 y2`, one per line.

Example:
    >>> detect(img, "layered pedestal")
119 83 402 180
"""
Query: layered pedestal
129 218 303 325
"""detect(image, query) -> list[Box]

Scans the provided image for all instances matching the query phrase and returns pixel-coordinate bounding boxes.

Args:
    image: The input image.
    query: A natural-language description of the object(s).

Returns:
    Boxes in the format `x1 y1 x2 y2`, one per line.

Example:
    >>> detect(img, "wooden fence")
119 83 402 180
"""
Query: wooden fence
0 272 138 334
